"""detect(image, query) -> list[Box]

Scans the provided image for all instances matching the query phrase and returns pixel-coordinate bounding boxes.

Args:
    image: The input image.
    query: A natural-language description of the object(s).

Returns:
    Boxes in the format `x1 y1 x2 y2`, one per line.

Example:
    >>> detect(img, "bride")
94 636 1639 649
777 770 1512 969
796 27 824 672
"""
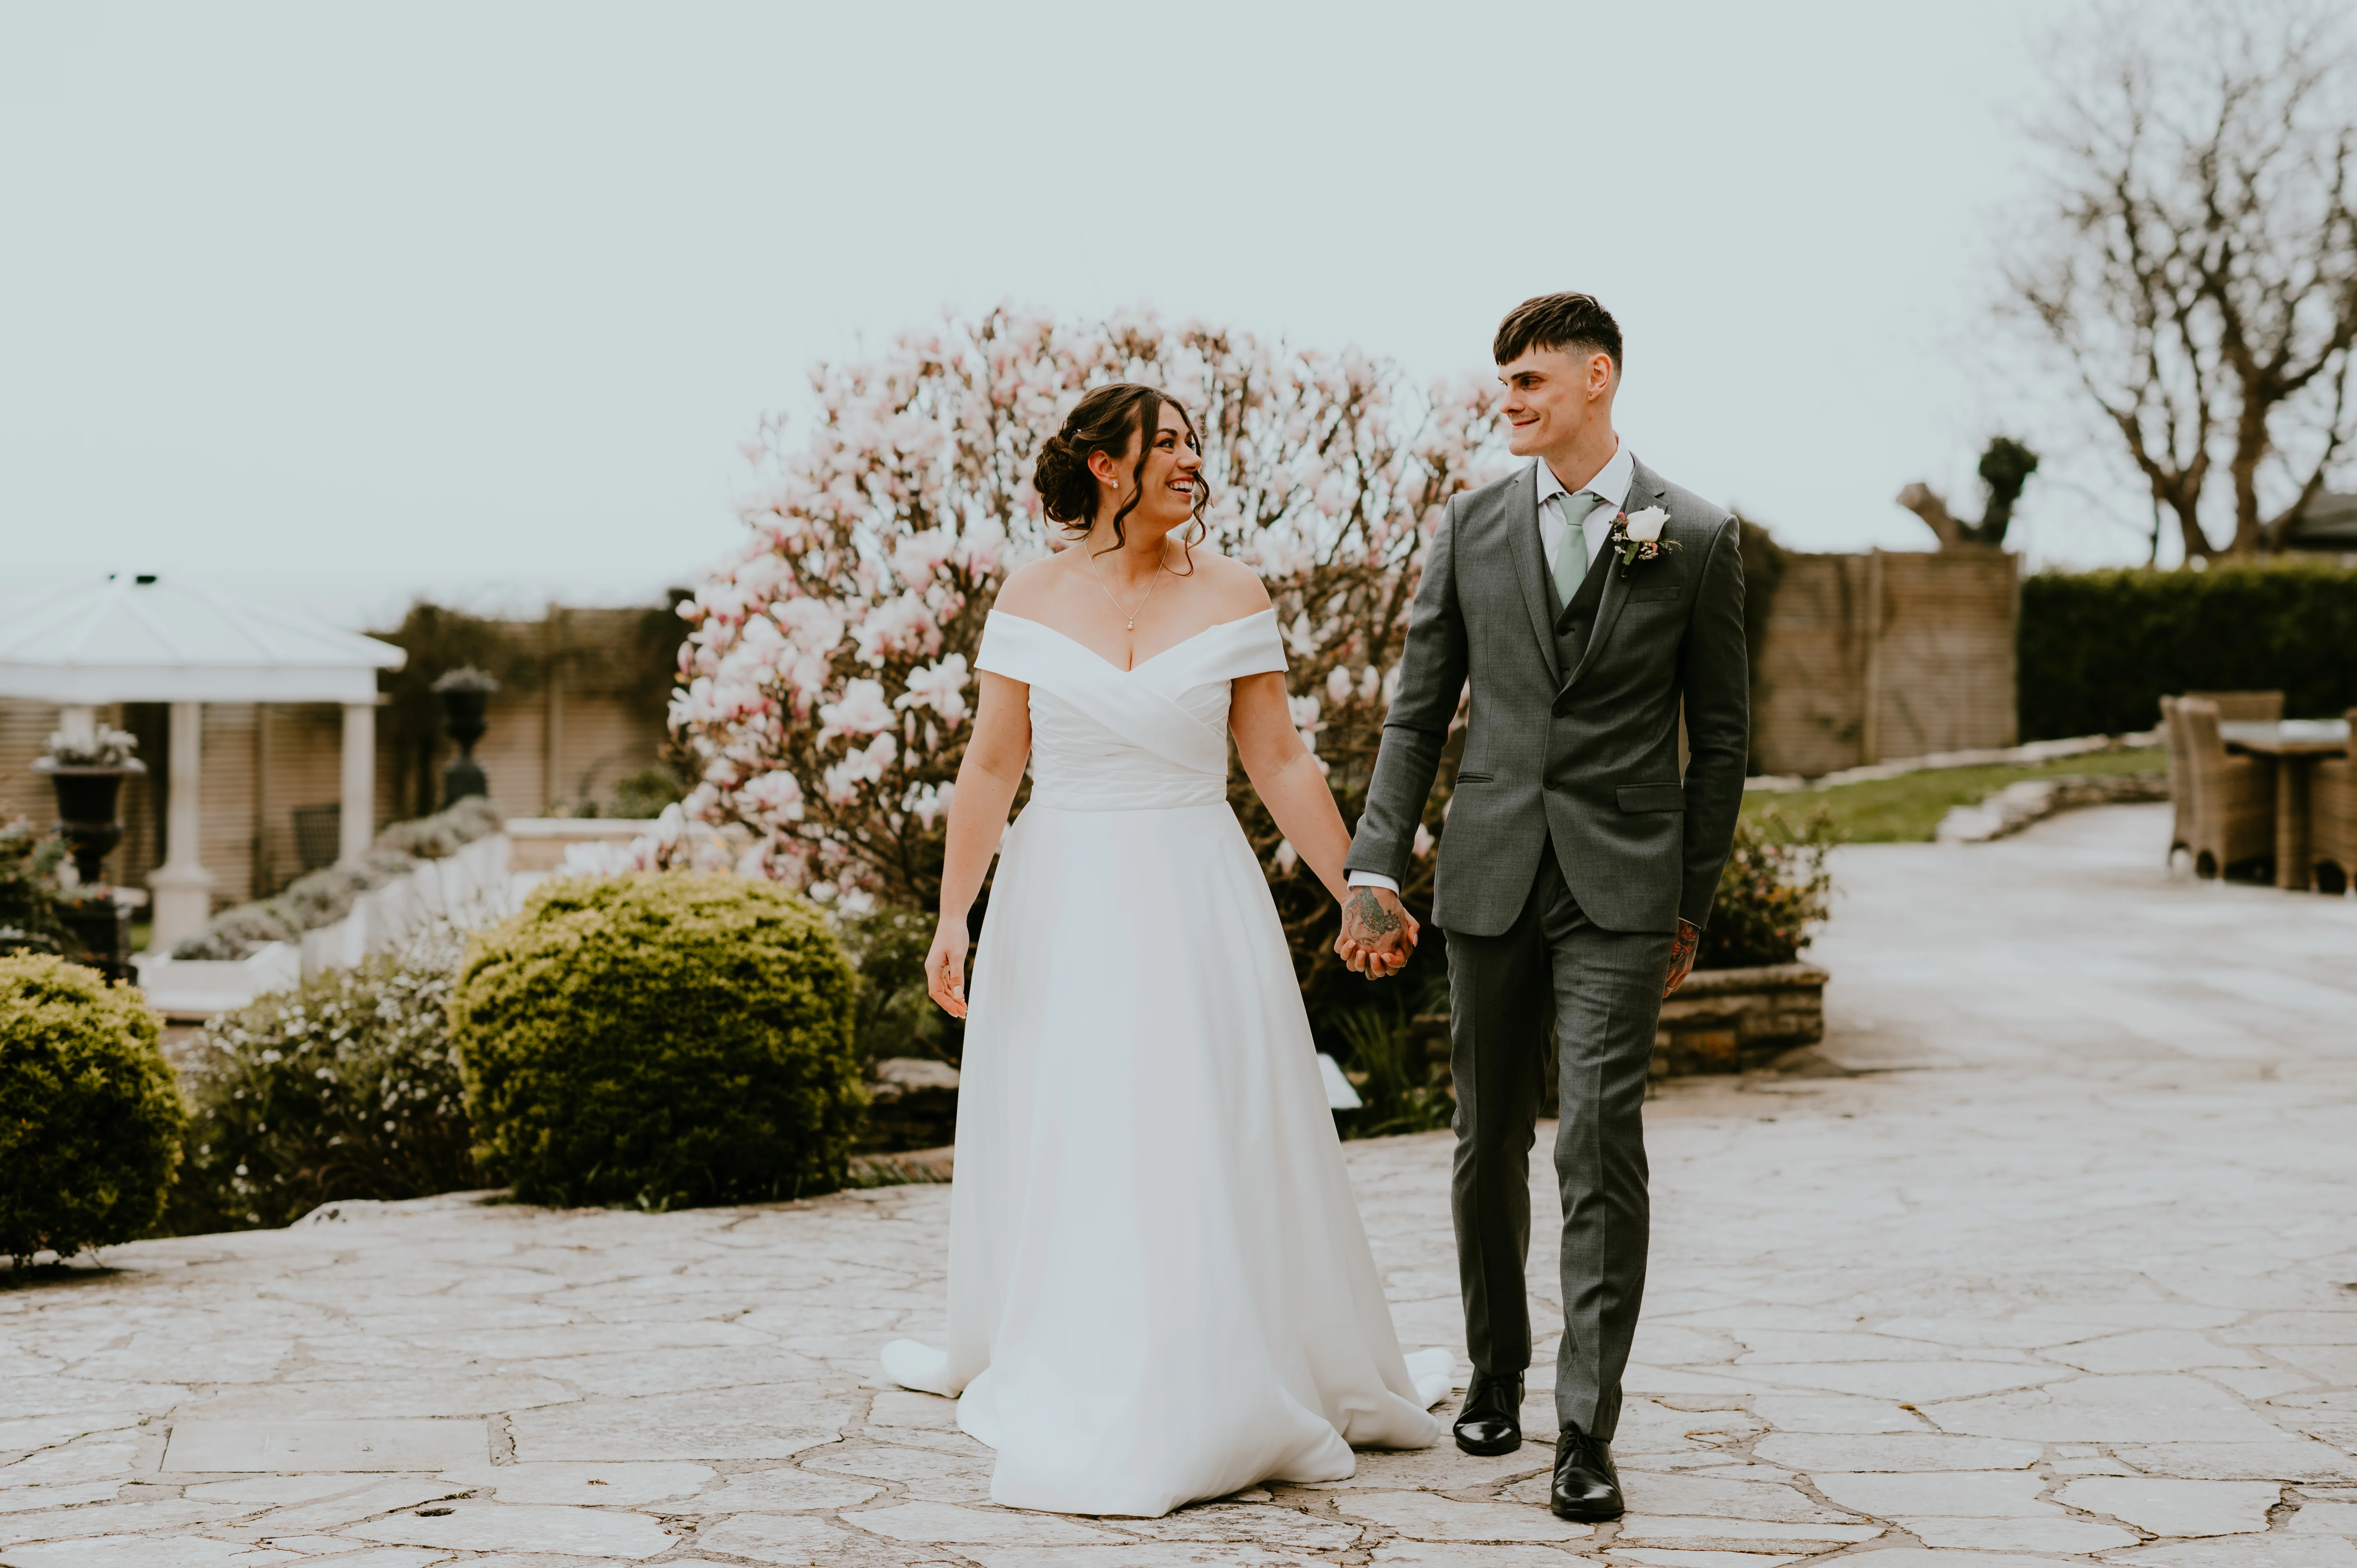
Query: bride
880 383 1453 1517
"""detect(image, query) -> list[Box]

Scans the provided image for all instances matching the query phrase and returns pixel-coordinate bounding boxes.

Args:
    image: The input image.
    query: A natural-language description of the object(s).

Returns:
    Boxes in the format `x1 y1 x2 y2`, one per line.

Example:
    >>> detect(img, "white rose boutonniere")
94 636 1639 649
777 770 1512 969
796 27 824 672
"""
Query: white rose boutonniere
1609 506 1680 576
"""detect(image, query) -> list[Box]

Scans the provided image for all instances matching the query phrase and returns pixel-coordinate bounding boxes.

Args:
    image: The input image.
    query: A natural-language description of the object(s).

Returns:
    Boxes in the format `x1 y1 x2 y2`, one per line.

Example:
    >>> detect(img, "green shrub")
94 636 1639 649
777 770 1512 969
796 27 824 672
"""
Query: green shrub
1699 808 1834 969
168 929 478 1233
2019 561 2357 739
607 767 688 822
0 816 72 960
1331 994 1455 1140
0 955 186 1266
449 872 862 1209
835 904 960 1068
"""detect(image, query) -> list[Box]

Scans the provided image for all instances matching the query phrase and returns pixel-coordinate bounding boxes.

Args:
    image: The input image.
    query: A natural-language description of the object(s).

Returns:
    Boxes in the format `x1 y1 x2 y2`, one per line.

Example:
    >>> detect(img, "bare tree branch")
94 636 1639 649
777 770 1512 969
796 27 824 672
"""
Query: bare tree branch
2004 0 2357 556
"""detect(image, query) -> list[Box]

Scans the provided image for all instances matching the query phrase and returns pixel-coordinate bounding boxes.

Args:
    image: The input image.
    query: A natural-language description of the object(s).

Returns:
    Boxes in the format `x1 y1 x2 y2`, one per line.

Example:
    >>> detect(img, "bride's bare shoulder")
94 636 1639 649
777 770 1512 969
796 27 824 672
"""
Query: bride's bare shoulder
1187 550 1272 617
990 555 1069 619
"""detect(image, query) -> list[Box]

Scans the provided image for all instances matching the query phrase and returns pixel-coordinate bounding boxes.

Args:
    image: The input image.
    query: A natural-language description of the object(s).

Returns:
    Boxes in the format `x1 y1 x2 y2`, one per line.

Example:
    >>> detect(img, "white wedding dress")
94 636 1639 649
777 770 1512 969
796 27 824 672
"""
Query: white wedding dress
881 607 1451 1518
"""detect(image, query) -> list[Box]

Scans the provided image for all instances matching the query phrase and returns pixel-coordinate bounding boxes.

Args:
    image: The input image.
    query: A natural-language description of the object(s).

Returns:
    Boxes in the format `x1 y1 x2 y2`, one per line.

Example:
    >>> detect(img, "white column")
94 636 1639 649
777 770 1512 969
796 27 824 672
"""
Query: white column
149 701 216 950
339 701 375 865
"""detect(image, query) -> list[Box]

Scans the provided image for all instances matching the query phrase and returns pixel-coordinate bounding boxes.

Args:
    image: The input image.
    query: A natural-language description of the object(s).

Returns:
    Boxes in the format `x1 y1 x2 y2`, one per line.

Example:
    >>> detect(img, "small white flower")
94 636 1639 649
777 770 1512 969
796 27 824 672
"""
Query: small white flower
1624 506 1670 543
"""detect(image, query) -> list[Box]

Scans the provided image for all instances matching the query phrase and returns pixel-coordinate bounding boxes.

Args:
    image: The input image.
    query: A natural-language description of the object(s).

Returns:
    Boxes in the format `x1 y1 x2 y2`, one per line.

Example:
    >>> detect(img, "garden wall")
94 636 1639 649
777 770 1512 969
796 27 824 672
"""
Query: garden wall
1752 547 2020 777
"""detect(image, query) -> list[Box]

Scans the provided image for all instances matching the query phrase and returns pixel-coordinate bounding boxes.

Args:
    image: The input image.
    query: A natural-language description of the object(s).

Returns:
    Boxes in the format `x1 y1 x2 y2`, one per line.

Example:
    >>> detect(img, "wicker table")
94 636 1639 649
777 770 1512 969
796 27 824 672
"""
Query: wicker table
2222 719 2354 890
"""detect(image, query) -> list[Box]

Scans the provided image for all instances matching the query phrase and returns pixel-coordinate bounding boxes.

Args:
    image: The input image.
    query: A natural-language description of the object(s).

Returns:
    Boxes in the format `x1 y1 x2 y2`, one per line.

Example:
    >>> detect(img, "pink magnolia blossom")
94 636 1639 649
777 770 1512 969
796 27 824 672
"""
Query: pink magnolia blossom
656 305 1503 912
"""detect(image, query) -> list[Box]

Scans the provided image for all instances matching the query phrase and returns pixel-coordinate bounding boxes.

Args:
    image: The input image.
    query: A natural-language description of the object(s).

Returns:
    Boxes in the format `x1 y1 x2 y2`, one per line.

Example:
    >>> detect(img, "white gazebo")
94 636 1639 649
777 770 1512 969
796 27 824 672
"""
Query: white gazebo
0 574 408 949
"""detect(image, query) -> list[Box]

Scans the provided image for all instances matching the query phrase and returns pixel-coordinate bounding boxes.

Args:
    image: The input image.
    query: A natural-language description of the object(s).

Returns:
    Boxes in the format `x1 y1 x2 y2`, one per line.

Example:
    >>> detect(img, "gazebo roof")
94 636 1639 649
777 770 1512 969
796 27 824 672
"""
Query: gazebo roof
0 574 407 704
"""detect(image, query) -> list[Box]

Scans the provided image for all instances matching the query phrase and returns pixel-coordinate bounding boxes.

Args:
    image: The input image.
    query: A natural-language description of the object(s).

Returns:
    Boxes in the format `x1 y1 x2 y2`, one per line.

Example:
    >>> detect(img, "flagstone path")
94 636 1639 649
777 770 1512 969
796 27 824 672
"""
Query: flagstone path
4 802 2356 1567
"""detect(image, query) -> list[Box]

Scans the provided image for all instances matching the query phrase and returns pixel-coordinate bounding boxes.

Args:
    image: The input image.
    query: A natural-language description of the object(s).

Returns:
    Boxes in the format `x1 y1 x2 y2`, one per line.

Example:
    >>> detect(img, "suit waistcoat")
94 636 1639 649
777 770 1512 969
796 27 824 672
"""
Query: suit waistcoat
1545 532 1615 672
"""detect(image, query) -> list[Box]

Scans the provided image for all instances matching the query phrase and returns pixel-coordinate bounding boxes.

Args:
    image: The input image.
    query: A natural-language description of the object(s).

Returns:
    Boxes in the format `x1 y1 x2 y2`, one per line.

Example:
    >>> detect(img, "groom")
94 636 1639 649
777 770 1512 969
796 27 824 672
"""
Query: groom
1337 293 1747 1521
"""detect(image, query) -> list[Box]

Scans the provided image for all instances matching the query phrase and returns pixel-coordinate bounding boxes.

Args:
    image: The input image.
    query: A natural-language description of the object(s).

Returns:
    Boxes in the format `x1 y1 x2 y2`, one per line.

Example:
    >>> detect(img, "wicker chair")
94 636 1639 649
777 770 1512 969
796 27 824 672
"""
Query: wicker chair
2176 697 2275 879
2159 695 2195 862
2181 690 2285 722
2311 708 2357 896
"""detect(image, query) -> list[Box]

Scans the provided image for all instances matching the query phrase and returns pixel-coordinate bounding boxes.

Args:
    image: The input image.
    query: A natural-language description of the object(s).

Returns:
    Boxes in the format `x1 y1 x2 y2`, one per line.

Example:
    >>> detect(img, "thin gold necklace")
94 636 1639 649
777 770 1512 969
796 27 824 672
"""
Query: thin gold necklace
1086 541 1170 631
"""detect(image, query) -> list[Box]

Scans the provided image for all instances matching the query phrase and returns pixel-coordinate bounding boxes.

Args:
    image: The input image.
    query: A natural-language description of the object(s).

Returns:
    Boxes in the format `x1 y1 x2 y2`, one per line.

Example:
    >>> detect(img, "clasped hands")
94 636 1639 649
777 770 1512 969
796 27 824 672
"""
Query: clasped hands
1334 885 1420 979
1335 885 1706 1000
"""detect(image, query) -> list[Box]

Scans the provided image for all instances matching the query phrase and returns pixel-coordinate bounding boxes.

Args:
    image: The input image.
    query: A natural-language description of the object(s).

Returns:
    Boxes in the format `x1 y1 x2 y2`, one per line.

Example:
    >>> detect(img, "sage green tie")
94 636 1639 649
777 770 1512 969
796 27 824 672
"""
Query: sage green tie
1553 490 1604 605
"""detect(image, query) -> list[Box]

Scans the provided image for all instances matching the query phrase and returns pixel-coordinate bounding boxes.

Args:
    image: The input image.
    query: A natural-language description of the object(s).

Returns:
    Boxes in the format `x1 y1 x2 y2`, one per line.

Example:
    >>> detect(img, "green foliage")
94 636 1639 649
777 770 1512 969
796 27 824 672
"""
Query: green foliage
0 955 186 1267
1741 748 2165 844
1699 808 1834 970
1971 437 2040 546
173 798 503 960
449 872 863 1209
607 767 689 822
167 930 479 1234
2019 562 2357 739
0 816 72 960
1330 996 1455 1140
834 904 960 1067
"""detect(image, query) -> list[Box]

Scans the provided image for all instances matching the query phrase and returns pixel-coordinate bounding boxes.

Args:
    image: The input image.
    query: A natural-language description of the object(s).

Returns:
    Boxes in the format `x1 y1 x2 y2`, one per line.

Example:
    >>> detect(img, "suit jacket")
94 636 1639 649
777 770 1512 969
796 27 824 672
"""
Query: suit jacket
1346 455 1748 937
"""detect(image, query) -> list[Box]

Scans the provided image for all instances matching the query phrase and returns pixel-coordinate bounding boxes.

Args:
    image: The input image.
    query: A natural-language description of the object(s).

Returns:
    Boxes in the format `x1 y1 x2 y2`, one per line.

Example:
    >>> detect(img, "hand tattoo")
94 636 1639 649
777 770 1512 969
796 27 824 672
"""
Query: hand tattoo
1347 888 1402 939
1663 918 1699 998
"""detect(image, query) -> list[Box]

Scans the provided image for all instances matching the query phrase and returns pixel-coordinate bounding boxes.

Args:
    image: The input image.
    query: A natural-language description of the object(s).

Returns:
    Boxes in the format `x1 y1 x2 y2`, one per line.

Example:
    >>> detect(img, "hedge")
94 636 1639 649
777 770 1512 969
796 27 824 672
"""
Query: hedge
2019 562 2357 740
449 872 862 1209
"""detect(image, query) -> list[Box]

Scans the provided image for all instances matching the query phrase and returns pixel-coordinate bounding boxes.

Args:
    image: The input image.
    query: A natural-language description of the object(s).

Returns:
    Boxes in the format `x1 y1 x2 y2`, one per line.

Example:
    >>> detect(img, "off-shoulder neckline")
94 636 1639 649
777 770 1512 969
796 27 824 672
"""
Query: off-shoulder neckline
985 607 1278 676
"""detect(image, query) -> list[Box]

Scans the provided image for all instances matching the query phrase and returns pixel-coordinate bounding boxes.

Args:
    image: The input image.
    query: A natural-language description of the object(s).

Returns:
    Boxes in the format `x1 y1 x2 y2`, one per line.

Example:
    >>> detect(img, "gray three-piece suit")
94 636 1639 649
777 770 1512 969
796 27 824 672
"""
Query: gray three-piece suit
1346 454 1748 1441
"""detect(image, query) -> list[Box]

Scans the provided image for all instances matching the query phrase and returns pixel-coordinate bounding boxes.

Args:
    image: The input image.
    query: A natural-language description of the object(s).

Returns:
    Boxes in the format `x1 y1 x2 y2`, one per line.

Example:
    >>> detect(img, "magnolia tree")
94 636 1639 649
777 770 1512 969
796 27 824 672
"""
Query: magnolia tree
654 306 1506 1003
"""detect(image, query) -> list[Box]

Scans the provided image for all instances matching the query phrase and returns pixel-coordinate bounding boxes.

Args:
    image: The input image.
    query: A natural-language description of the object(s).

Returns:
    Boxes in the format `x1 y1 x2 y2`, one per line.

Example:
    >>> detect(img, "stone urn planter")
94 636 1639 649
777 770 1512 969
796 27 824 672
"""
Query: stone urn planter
30 756 150 982
432 667 498 806
31 758 145 885
1652 961 1829 1076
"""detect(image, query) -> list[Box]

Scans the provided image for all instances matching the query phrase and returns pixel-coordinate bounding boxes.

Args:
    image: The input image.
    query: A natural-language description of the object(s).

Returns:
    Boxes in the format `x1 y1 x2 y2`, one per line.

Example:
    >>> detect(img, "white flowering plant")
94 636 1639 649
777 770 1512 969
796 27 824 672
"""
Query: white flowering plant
662 306 1505 1008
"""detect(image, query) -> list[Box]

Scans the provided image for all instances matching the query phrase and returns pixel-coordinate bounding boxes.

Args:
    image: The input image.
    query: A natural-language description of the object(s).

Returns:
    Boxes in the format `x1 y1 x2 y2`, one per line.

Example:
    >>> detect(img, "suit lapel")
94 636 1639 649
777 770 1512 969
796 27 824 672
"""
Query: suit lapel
1505 461 1562 685
1560 455 1667 695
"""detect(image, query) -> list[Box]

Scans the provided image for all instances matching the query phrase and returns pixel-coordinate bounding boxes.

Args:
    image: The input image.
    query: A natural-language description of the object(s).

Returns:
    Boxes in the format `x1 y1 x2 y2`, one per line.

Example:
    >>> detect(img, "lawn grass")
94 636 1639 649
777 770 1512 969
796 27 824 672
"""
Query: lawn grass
1741 747 2166 844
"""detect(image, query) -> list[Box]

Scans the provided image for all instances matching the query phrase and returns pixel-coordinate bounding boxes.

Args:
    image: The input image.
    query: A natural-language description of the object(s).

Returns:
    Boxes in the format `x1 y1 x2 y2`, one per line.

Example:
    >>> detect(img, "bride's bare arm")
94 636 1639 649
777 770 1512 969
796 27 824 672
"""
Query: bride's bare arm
1231 673 1416 955
925 669 1030 1018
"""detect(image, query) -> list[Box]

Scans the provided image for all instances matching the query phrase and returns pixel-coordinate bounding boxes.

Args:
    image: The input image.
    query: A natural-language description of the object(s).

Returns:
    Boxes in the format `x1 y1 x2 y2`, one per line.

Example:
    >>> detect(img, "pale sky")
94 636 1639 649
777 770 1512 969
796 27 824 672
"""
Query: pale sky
1 0 2150 631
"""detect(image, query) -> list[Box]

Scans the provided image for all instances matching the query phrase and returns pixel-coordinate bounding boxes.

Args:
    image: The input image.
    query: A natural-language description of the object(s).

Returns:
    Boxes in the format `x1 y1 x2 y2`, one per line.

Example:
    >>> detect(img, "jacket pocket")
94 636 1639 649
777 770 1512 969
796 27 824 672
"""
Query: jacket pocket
1454 770 1493 784
1616 782 1686 812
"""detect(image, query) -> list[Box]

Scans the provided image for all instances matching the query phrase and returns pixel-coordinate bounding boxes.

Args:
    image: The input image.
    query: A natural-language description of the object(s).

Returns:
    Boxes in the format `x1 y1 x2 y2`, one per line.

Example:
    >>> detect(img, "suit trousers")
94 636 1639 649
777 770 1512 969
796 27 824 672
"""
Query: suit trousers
1443 846 1672 1441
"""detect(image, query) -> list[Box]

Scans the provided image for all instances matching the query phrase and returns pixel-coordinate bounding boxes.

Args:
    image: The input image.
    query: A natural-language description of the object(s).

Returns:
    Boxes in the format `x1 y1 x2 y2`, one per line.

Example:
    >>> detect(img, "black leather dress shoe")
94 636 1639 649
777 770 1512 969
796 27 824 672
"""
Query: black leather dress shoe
1551 1423 1624 1521
1452 1371 1524 1456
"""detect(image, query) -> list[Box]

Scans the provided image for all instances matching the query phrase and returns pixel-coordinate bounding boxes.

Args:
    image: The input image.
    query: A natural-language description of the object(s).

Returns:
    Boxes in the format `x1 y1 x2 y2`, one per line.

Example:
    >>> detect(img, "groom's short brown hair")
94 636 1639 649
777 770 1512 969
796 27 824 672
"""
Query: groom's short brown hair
1494 293 1623 372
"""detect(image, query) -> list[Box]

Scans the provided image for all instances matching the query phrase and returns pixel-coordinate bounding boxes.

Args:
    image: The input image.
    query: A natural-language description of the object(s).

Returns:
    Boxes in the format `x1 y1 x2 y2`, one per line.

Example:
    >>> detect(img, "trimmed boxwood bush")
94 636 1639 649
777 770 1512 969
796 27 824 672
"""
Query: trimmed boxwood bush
0 955 186 1266
168 928 479 1233
449 872 862 1209
2019 562 2357 740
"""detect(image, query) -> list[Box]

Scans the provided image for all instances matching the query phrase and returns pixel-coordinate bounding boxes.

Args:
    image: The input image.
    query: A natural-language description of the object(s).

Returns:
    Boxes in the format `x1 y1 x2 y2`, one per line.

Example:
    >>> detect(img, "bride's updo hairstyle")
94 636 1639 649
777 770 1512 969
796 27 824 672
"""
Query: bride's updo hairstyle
1033 382 1212 551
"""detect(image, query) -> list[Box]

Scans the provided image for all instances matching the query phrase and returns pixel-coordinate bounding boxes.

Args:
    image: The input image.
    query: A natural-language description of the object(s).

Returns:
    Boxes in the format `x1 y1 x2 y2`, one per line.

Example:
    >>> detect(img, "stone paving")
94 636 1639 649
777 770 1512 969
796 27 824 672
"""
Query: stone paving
4 801 2356 1567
